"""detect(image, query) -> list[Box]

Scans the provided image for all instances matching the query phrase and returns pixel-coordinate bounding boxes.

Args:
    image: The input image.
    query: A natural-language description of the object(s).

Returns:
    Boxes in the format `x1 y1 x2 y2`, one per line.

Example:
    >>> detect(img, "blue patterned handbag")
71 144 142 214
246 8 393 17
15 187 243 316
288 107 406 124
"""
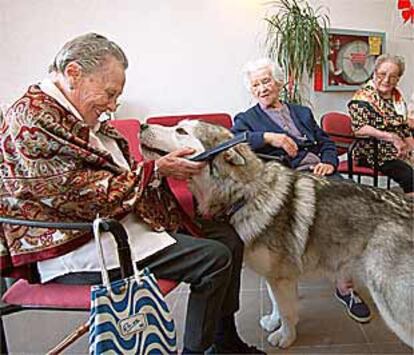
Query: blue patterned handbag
89 219 177 354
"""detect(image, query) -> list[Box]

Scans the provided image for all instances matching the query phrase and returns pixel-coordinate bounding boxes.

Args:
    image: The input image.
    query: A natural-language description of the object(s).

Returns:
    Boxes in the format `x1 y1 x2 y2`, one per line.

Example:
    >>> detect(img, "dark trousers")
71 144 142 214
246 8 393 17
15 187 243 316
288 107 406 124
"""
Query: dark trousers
53 220 243 351
380 159 414 193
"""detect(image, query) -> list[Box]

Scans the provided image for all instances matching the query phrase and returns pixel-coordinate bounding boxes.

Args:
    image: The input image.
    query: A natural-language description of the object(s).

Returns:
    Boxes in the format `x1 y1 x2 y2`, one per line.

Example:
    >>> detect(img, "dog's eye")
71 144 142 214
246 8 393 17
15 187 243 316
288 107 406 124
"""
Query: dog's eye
176 128 189 135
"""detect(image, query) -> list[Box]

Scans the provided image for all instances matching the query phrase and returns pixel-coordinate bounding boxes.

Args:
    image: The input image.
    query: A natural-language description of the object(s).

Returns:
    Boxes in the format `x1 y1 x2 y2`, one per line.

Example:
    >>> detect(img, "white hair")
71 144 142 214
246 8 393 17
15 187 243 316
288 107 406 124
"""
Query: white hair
242 58 285 91
374 54 405 77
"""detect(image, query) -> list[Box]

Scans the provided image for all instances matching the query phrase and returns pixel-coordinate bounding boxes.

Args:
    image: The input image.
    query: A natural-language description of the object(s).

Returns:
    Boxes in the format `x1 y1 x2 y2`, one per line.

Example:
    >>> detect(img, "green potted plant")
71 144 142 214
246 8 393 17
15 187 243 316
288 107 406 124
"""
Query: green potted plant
265 0 330 103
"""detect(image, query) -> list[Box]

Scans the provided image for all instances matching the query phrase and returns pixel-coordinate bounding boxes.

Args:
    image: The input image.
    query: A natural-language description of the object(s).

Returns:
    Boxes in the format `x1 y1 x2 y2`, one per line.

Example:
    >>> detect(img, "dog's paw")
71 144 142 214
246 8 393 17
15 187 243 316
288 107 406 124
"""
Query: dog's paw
267 325 296 348
260 314 280 332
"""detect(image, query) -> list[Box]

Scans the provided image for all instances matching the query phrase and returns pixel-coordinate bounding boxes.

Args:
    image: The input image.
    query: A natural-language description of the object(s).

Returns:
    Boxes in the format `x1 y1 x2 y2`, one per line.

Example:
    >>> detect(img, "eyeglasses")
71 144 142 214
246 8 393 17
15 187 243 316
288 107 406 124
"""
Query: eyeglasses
375 71 400 84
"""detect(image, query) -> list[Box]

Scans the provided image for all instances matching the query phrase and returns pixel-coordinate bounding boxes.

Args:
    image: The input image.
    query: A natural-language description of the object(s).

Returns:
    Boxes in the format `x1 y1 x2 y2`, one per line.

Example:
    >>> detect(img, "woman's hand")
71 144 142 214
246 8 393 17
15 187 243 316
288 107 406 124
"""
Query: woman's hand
389 133 409 159
264 132 298 157
311 163 335 176
156 147 206 180
355 125 410 159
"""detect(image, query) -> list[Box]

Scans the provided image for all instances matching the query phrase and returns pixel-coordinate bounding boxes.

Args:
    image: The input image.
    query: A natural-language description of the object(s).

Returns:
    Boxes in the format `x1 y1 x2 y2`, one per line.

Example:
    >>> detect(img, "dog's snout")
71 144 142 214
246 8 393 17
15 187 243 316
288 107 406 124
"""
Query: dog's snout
141 123 149 131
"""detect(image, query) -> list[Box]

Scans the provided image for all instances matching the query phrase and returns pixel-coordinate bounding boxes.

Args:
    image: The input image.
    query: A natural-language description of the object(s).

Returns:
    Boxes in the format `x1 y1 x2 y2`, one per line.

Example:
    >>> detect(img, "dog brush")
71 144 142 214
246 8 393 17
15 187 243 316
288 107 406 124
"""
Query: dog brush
189 132 248 162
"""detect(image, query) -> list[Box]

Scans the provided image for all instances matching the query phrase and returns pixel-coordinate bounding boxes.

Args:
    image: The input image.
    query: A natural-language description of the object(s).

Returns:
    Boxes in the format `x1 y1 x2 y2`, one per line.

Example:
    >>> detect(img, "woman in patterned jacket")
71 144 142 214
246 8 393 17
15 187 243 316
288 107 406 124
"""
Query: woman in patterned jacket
348 54 414 196
0 33 263 354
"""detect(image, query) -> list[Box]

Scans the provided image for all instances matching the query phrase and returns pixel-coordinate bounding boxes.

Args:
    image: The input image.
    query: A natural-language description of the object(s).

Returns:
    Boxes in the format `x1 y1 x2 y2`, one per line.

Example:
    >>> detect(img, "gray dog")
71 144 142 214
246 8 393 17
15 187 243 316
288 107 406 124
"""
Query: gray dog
140 120 414 349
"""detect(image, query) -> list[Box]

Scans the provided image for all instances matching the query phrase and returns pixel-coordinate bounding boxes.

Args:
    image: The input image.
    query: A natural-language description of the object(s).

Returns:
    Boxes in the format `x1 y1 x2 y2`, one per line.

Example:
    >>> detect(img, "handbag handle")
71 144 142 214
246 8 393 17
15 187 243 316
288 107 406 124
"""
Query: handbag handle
93 217 143 290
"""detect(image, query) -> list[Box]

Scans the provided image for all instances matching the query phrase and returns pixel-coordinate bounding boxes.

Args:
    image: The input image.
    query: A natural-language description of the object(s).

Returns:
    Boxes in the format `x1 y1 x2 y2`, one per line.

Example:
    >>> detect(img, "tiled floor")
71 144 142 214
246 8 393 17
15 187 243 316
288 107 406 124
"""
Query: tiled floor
167 266 413 354
2 267 413 354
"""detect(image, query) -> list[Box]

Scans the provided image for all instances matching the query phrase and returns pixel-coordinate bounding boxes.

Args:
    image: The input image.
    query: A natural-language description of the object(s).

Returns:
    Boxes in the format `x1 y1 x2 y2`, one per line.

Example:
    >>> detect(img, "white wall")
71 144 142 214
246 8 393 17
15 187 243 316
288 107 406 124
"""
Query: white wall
310 0 414 119
1 0 413 121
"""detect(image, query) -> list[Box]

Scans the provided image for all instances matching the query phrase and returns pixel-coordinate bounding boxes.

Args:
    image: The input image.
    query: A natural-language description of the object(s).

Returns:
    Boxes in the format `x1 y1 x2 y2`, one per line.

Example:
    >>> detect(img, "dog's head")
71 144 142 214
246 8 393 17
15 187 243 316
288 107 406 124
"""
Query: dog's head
140 120 206 160
140 120 262 181
140 120 264 216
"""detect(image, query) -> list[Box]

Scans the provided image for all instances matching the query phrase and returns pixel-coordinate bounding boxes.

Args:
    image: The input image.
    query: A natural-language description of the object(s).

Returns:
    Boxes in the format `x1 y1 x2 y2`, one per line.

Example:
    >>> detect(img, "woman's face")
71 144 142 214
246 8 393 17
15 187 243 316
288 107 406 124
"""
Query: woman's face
249 66 283 109
373 61 401 99
69 57 125 127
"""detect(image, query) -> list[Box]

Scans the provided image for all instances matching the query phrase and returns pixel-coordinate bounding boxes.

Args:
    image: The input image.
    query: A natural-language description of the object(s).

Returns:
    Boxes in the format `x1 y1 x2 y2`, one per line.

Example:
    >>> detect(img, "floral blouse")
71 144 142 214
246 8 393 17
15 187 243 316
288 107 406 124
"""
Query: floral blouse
348 80 410 167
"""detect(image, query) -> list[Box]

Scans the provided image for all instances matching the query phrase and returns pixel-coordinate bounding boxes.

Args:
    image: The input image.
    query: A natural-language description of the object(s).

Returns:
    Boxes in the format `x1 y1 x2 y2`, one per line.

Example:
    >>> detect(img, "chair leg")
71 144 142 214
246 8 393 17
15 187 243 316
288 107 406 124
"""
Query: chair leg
387 177 391 189
0 305 24 355
0 316 9 354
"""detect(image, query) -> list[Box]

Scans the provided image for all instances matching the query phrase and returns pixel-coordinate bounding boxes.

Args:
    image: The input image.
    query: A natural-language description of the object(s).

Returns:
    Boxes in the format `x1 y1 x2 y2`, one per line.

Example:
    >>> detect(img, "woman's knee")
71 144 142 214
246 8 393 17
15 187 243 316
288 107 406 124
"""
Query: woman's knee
188 239 233 290
201 220 244 255
381 160 413 193
203 239 233 271
394 164 413 193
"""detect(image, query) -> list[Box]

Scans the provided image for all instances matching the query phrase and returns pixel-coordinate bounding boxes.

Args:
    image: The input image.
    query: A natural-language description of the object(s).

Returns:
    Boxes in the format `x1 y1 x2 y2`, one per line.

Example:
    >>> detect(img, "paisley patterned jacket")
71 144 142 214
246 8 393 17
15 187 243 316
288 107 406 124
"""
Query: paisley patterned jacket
0 85 183 280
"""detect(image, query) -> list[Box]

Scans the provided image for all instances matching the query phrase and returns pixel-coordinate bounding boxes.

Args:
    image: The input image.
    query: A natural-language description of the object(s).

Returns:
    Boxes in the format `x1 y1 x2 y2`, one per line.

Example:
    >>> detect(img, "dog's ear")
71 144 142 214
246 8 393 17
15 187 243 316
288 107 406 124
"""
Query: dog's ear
223 147 246 166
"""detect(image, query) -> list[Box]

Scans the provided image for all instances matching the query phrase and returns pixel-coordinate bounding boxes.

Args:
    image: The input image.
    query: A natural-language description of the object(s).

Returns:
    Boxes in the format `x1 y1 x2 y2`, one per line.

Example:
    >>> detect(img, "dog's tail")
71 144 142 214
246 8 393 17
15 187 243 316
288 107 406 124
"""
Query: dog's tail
366 256 414 348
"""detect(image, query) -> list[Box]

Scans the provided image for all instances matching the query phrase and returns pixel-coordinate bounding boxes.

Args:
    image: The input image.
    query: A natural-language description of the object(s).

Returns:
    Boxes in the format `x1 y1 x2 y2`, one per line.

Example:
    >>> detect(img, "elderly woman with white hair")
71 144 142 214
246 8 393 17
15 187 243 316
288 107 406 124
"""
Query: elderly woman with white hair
348 54 414 195
232 58 371 324
233 58 339 176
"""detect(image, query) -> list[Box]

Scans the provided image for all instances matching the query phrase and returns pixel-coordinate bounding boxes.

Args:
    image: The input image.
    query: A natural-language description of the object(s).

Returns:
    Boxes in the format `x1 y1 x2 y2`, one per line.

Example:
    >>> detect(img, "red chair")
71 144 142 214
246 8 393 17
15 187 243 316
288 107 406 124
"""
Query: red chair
146 112 232 129
110 118 143 162
0 119 178 354
146 113 233 219
321 112 390 188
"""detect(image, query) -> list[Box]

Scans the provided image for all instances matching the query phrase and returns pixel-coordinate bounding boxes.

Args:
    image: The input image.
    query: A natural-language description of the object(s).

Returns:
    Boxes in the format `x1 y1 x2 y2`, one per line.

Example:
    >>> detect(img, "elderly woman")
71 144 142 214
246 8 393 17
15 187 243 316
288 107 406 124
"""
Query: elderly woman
232 58 339 177
0 33 264 354
232 58 371 324
348 54 414 196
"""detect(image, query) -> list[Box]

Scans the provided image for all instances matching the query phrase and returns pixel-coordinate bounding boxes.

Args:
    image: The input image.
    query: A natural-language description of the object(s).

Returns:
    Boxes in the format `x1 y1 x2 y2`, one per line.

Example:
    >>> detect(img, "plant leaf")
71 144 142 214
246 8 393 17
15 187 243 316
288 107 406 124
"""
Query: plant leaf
264 0 330 103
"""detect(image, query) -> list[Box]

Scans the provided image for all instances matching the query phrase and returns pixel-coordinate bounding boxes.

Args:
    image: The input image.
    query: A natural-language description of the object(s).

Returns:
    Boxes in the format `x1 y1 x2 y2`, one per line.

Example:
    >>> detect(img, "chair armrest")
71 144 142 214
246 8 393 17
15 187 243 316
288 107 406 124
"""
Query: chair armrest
324 131 355 140
323 131 374 178
345 136 381 179
0 217 133 279
324 130 373 141
345 136 380 157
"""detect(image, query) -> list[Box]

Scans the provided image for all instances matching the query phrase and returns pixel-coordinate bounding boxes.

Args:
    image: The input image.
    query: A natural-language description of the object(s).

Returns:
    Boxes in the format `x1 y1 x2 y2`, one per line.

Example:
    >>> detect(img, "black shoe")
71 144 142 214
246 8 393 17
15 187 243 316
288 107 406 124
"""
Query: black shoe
335 288 371 323
211 338 266 354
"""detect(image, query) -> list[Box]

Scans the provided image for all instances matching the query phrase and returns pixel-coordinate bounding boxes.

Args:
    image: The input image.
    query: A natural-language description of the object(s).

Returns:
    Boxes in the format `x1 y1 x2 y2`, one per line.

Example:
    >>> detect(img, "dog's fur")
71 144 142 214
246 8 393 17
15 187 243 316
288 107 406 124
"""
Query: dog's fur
140 120 414 348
